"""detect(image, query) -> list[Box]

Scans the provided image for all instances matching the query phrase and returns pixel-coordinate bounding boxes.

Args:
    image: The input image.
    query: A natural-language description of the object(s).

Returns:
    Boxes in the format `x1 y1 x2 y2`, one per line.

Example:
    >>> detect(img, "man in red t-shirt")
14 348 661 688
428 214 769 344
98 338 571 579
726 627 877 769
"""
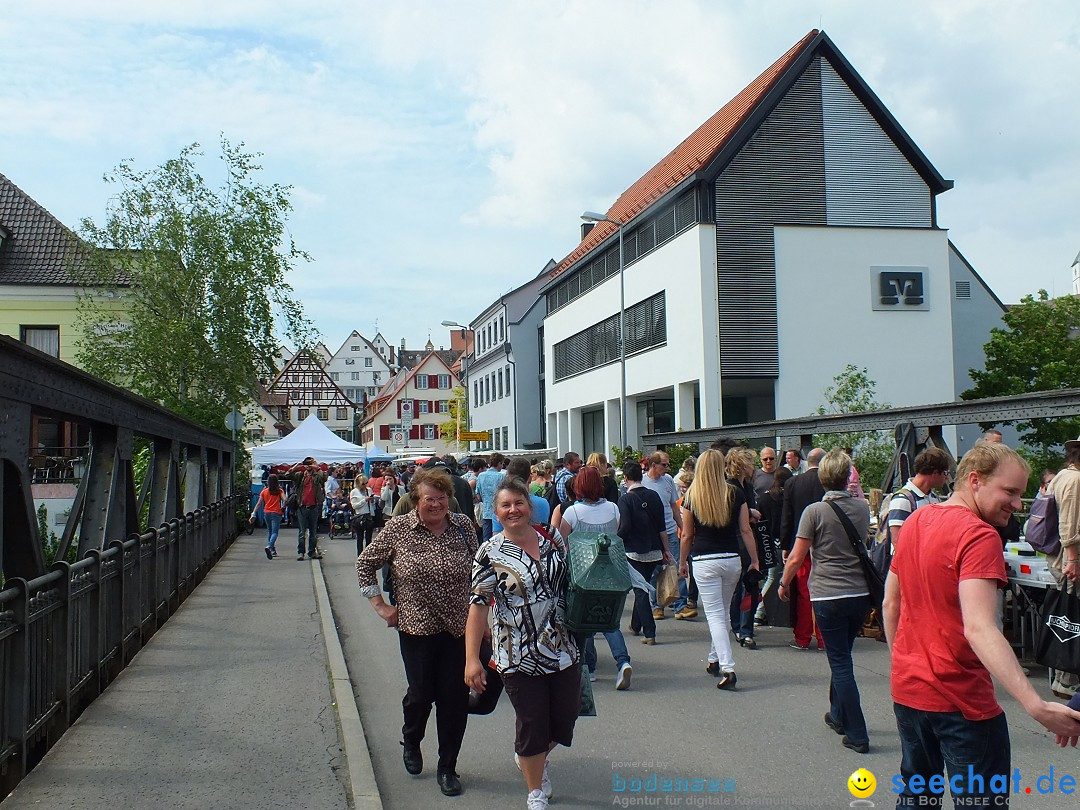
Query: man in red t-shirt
884 442 1080 806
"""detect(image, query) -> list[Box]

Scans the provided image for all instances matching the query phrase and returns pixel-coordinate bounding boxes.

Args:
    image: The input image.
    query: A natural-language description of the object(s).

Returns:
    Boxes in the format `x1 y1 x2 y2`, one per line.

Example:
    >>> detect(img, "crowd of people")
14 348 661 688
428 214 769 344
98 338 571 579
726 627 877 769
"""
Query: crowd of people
252 435 1080 808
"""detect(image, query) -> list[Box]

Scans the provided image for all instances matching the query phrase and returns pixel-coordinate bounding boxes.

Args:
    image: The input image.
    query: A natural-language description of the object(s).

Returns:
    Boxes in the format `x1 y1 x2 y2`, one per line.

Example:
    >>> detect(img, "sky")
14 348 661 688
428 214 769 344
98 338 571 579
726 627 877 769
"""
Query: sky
3 1 1079 354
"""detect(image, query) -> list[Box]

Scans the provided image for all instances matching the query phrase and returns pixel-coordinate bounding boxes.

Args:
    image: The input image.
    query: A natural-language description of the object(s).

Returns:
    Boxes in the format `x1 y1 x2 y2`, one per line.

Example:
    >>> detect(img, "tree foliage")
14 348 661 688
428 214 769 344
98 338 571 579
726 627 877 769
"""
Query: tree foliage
438 386 469 448
75 138 317 430
816 365 894 490
963 290 1080 448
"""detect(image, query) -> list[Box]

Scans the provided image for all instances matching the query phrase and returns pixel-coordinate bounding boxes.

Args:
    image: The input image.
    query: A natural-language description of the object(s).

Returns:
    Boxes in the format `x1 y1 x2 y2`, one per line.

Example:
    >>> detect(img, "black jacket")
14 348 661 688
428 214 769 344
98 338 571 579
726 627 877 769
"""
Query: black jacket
617 486 666 555
779 467 825 552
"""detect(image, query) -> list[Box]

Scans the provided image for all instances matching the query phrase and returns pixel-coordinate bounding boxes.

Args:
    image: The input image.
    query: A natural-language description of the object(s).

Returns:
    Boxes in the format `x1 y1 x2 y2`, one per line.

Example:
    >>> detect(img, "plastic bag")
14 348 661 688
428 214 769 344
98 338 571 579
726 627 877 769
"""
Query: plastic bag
656 564 680 607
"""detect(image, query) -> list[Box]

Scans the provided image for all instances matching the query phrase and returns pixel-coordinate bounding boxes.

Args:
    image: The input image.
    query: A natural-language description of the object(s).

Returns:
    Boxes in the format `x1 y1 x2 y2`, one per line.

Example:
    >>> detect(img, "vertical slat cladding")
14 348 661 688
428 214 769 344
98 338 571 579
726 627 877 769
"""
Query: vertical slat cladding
715 58 827 377
820 60 931 227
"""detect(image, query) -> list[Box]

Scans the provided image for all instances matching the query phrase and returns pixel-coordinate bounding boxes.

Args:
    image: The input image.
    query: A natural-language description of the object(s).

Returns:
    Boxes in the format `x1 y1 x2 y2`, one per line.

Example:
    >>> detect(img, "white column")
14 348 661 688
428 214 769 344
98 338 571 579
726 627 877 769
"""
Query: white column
604 398 621 454
557 410 570 456
568 408 583 455
674 381 697 431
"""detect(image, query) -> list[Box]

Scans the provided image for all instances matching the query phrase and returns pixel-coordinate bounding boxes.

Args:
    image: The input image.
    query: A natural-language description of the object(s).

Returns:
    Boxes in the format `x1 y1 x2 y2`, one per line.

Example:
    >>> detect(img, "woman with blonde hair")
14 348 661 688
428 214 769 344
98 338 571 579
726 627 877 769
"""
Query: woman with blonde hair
679 449 759 690
586 452 620 503
724 448 763 649
674 457 696 498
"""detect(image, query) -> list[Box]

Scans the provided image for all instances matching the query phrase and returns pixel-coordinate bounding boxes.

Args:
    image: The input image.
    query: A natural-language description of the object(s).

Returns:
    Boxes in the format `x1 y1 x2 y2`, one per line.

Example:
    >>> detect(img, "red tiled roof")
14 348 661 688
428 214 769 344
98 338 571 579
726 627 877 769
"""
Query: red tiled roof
552 29 819 279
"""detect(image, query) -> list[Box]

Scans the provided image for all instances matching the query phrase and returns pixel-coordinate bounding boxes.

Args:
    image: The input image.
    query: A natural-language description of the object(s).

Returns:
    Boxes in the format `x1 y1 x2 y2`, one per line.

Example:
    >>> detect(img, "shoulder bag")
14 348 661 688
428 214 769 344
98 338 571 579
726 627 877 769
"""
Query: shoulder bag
826 500 885 610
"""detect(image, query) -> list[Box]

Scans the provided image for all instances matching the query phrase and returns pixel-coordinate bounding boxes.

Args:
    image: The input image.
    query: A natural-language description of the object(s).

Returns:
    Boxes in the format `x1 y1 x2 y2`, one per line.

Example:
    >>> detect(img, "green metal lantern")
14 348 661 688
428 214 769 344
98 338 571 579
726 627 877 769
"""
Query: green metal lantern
565 532 632 632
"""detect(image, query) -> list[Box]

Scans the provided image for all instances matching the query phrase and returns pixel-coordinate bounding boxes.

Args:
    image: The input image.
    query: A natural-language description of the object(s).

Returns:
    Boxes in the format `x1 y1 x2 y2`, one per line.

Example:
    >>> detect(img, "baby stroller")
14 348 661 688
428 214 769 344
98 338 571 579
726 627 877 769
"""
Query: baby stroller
328 500 354 539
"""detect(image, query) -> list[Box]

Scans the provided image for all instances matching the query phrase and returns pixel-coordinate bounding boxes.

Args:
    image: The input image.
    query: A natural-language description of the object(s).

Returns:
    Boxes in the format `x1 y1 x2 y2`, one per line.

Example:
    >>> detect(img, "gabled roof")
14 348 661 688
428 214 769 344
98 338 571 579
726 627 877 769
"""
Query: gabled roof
362 351 456 424
551 29 952 281
270 349 356 407
330 329 392 369
0 172 91 285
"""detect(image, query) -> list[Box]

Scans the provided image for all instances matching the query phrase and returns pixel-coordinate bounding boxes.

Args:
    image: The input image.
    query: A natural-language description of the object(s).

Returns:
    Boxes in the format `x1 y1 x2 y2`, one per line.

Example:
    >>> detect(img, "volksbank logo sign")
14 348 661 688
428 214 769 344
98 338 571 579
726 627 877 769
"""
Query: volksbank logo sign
1046 614 1080 644
871 267 929 311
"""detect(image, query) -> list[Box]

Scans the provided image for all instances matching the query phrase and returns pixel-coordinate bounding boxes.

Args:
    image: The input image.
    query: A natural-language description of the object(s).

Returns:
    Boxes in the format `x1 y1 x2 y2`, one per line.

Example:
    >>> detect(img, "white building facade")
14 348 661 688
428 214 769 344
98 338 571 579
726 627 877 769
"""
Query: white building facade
324 330 394 408
542 30 1006 458
467 263 552 453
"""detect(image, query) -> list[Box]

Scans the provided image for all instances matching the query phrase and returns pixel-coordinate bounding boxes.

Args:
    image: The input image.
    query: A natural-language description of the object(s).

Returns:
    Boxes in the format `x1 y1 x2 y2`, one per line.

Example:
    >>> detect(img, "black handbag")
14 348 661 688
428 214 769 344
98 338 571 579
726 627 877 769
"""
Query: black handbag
467 639 504 715
1035 586 1080 675
827 500 885 610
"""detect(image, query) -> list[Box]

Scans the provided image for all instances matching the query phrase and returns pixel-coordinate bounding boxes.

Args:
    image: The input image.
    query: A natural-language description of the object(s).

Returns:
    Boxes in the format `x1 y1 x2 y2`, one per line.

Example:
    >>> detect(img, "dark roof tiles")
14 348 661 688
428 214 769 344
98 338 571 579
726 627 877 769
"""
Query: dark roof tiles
0 172 89 285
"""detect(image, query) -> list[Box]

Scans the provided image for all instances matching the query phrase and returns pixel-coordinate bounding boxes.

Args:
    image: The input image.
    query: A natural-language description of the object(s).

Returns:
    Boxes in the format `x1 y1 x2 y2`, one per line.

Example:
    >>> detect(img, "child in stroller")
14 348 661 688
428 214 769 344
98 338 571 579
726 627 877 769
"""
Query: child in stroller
327 491 354 539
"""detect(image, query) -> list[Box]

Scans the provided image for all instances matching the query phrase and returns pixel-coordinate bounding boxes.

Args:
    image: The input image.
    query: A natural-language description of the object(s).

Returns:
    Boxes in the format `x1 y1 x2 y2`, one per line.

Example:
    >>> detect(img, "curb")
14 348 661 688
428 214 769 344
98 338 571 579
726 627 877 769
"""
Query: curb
312 560 384 810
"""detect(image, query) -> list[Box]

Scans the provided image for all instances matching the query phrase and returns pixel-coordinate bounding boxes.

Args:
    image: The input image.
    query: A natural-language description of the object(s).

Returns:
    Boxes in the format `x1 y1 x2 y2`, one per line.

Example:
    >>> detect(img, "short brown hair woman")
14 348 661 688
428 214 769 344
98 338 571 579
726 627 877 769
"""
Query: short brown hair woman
356 468 478 797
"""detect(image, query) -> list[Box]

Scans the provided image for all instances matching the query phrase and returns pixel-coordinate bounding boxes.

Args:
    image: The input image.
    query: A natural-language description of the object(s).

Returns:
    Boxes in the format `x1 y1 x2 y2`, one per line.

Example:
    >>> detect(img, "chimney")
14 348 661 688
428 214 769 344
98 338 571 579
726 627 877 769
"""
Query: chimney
581 222 595 240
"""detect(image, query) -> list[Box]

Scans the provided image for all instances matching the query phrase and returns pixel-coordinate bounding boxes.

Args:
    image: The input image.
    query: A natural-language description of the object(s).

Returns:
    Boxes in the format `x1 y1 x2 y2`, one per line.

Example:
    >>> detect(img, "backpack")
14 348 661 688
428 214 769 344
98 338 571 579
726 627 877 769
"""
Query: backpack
547 470 575 519
871 488 917 576
1024 494 1061 555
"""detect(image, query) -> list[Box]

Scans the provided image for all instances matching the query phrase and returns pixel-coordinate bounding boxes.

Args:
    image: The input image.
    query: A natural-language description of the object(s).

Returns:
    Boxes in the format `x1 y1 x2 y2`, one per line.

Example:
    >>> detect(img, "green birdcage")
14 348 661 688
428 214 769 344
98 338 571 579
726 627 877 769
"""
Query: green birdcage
565 532 631 632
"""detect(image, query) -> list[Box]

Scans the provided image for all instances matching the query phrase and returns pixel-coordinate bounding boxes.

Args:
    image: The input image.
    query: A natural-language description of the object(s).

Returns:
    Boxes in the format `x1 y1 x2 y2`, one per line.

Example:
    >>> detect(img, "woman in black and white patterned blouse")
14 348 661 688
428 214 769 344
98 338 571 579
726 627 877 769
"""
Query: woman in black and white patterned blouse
465 476 580 810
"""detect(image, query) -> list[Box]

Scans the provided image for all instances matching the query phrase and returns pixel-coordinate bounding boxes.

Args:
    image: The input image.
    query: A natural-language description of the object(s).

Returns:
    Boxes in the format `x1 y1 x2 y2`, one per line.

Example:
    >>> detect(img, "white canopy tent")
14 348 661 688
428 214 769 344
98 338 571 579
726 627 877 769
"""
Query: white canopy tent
250 414 366 467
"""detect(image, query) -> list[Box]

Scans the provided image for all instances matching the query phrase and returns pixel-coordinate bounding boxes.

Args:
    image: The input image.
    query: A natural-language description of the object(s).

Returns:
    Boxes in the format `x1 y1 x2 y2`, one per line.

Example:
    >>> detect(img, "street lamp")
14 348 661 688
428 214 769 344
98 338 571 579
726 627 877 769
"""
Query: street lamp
441 320 471 449
581 211 627 453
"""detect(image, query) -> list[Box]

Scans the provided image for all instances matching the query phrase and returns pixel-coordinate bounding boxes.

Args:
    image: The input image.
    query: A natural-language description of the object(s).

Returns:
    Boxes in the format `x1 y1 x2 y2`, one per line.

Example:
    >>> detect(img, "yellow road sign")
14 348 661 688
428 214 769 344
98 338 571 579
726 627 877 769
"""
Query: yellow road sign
459 431 490 441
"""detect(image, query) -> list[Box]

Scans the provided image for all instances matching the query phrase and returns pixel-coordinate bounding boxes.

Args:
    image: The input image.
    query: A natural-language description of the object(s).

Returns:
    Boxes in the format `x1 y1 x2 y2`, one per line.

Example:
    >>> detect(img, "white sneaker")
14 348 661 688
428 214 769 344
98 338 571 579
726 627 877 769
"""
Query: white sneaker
527 788 549 809
514 755 552 799
615 662 633 691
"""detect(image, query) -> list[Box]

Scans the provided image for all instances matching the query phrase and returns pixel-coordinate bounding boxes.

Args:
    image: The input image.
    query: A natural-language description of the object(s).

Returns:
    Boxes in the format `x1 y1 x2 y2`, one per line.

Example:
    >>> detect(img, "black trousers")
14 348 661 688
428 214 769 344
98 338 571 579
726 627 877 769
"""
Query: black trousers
398 630 469 772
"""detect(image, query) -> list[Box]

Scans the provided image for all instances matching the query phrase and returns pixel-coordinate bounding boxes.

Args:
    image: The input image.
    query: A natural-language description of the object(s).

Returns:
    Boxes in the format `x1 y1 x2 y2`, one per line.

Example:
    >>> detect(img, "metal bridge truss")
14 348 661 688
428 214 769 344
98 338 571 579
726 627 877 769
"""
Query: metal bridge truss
0 334 240 795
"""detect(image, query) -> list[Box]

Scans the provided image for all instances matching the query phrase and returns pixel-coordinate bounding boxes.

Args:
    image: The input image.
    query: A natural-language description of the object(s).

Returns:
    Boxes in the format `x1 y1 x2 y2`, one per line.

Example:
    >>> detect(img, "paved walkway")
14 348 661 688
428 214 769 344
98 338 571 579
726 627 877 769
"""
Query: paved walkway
5 529 360 810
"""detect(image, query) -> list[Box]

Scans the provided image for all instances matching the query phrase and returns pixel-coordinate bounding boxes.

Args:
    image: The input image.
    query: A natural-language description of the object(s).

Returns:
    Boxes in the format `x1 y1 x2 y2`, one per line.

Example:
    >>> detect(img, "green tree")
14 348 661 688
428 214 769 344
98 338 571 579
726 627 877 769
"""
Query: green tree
963 290 1080 448
816 365 894 490
438 386 469 448
75 138 316 430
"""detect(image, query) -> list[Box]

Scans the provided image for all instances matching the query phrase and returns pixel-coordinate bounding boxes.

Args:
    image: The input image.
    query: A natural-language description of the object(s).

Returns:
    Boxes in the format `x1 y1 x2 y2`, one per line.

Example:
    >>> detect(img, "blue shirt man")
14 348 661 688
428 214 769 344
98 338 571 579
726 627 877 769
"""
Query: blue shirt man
475 453 508 541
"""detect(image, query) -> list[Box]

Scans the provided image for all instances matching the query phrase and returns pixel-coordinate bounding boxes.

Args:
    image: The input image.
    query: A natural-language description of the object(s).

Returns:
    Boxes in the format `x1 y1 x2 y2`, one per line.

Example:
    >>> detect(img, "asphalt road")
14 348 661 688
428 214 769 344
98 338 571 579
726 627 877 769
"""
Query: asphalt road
320 533 1080 810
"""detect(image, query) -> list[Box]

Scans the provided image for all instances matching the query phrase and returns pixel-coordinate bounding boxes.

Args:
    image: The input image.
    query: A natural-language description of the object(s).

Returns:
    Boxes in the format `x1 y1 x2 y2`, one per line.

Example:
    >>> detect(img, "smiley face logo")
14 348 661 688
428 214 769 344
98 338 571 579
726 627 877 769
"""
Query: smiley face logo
847 768 876 798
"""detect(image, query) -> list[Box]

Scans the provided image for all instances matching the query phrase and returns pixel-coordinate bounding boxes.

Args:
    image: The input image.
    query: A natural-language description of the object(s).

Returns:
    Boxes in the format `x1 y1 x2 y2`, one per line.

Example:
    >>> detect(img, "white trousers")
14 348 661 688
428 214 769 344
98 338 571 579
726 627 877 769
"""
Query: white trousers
693 556 743 672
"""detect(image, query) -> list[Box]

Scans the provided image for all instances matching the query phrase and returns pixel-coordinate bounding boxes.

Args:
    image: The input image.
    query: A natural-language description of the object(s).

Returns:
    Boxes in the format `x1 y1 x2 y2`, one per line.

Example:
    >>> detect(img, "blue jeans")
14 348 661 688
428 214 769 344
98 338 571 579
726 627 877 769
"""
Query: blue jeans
651 533 687 611
482 518 494 542
296 505 319 555
583 630 630 671
814 596 869 746
893 703 1010 808
265 512 282 550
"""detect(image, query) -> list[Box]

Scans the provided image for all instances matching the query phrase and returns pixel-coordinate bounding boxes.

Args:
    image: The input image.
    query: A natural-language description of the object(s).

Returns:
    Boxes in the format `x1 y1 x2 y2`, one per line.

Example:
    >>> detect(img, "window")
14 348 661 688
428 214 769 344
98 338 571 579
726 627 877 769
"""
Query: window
474 381 479 407
365 357 373 367
345 358 355 365
278 407 288 421
424 424 436 440
368 386 378 396
497 369 503 399
298 408 309 420
416 374 429 389
335 430 348 439
438 374 450 389
330 372 340 381
553 291 666 382
502 427 508 449
485 376 490 403
546 189 696 314
373 373 380 383
336 408 347 420
494 428 500 450
439 400 450 413
351 371 360 380
21 325 60 357
419 401 429 414
317 408 329 420
505 364 511 392
350 345 360 351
